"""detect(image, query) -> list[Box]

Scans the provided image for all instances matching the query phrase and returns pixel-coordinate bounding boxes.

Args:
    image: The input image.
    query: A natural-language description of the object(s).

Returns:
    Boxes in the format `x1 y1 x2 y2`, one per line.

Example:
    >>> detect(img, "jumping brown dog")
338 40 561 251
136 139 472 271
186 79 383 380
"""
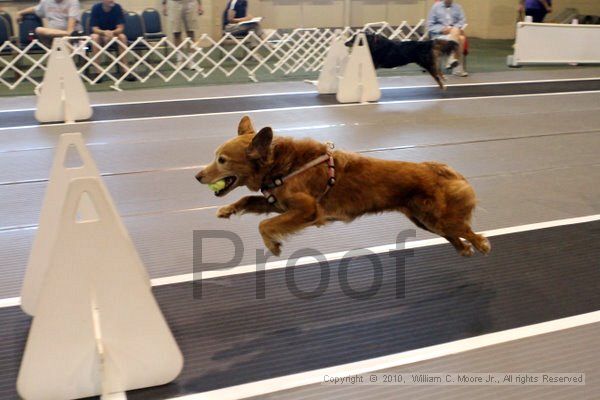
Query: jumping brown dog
196 116 490 257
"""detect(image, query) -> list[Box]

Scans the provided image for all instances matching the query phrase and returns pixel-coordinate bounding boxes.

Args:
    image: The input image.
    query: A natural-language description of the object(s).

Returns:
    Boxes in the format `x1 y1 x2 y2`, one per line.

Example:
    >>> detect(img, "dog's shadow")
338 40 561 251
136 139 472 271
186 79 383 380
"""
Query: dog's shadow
174 254 500 394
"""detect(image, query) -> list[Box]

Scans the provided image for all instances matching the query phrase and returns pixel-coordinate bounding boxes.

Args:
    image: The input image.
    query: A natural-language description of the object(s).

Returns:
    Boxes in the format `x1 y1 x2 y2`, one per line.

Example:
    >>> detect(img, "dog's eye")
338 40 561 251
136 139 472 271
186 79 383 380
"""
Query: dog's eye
217 156 226 164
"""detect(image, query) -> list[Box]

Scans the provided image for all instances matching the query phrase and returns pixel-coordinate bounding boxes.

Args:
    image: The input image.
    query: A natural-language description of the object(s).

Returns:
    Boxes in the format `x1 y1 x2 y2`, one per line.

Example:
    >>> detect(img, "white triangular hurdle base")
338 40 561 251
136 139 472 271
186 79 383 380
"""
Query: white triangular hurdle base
336 32 381 103
21 133 150 316
18 134 182 400
35 38 92 123
316 30 349 94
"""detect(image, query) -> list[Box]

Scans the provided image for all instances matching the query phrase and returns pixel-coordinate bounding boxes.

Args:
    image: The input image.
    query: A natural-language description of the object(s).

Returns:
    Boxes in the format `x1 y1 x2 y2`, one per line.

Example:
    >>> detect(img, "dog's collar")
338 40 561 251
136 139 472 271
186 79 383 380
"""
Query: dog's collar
261 142 336 204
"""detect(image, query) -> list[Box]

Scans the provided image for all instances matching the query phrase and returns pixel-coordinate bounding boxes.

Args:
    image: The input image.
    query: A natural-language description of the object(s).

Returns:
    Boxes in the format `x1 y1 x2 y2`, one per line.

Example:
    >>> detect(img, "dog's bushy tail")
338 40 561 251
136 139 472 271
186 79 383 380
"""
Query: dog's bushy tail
424 162 477 217
435 39 459 56
423 162 465 180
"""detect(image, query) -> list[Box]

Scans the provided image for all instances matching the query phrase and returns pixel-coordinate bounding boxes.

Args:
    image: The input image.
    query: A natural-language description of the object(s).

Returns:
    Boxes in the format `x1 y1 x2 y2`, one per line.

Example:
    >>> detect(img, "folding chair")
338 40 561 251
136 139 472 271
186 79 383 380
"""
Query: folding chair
123 11 149 50
0 15 22 82
142 9 166 41
18 13 44 52
0 11 15 39
81 10 92 35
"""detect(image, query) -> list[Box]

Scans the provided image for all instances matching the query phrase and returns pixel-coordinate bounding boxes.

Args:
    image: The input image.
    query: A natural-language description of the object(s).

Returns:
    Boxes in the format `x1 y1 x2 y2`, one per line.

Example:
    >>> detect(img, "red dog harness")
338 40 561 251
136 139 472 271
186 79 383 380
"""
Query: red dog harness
261 142 336 204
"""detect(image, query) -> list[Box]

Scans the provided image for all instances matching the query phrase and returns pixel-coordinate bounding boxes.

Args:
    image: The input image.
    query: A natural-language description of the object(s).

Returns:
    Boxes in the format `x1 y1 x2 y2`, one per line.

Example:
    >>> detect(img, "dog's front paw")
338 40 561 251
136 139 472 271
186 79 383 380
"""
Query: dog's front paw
217 205 237 219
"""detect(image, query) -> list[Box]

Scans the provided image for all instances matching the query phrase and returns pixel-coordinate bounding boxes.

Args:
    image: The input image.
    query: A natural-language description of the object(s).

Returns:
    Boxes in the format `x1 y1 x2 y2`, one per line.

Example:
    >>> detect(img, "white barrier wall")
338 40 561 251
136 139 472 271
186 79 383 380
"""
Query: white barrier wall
512 22 600 65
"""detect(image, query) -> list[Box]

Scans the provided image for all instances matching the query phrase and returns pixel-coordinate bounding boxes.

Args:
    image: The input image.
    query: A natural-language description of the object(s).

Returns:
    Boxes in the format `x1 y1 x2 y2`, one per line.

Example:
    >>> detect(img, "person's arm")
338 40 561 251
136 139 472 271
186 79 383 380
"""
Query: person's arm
66 17 76 33
455 4 466 30
17 5 39 22
162 0 167 16
197 0 203 15
110 6 124 35
539 0 552 12
111 24 123 35
227 0 252 23
90 7 102 35
227 10 252 23
427 4 444 35
67 0 80 33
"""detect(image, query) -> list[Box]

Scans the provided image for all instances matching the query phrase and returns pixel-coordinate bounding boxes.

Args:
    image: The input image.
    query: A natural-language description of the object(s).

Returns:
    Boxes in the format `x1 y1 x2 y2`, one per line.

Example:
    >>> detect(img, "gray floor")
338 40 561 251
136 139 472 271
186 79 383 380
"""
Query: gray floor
1 67 600 111
0 88 598 299
0 70 599 399
254 322 600 400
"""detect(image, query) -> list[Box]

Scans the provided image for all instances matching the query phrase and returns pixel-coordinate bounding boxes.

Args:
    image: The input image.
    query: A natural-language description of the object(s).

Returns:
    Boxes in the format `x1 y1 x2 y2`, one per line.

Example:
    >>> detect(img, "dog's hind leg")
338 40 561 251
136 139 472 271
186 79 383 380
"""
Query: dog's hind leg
444 236 475 257
462 228 491 255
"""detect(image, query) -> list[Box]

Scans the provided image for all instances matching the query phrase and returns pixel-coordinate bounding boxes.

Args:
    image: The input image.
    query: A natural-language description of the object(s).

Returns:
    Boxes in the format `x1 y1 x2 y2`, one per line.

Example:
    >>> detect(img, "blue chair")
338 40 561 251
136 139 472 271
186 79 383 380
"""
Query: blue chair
18 13 44 51
81 10 92 35
0 15 13 54
1 15 21 81
142 8 166 41
123 11 149 51
0 11 15 39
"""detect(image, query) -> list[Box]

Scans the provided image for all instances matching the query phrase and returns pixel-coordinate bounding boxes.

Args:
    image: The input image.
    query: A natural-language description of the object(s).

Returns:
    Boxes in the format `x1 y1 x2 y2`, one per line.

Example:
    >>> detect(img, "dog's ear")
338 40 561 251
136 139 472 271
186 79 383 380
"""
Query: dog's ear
247 127 273 161
238 116 255 136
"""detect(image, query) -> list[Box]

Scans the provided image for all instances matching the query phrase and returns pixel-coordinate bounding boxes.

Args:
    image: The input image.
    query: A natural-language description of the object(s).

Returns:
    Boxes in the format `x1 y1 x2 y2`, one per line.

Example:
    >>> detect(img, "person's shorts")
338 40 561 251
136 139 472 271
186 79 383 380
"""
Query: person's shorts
168 0 199 33
91 32 127 45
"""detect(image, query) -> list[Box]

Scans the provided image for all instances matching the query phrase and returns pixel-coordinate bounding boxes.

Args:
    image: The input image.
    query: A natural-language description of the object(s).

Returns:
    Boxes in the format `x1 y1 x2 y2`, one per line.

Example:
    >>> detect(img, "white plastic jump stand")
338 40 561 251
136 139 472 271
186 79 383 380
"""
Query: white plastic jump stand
568 19 579 66
35 37 92 123
336 33 381 104
316 31 349 94
17 177 183 400
20 133 150 316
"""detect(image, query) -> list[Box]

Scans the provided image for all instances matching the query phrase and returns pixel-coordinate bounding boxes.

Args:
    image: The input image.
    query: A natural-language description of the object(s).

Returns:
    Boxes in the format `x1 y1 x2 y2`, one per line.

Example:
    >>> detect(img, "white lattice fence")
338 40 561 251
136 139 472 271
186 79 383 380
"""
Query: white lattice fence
0 20 426 92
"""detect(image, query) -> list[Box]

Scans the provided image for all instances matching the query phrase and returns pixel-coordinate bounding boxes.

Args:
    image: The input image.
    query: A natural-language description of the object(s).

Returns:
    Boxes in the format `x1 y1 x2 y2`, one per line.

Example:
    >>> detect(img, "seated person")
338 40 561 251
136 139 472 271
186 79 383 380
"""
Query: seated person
17 0 82 46
427 0 468 77
221 0 262 38
89 0 134 81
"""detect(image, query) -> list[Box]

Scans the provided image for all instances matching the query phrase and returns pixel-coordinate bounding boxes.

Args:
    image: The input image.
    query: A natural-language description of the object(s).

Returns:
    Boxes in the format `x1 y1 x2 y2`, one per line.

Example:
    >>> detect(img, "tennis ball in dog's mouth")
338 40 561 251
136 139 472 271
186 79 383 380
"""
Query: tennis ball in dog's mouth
208 180 226 192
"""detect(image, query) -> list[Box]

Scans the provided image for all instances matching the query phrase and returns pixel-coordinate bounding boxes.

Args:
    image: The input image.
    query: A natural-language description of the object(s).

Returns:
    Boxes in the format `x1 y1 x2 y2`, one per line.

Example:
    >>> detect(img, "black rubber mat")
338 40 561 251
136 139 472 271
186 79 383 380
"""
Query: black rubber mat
0 221 598 399
2 79 600 129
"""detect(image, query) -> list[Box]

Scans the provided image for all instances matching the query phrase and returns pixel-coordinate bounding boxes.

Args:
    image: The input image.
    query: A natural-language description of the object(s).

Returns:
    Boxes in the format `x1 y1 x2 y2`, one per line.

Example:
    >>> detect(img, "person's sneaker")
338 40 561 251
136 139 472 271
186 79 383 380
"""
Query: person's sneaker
452 69 469 77
124 73 137 82
445 55 459 69
186 59 203 71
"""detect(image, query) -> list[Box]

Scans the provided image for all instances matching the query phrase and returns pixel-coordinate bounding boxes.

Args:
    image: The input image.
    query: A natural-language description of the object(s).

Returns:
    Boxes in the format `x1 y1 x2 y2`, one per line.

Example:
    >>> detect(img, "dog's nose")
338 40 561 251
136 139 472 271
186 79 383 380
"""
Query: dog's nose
195 170 204 183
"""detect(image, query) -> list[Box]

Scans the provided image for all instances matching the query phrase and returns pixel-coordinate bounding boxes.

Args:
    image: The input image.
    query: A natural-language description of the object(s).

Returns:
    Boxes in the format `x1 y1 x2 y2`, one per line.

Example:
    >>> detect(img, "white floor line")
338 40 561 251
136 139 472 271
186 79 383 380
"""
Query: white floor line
151 214 600 285
0 297 21 308
170 310 600 400
1 76 598 113
1 214 598 309
2 89 600 133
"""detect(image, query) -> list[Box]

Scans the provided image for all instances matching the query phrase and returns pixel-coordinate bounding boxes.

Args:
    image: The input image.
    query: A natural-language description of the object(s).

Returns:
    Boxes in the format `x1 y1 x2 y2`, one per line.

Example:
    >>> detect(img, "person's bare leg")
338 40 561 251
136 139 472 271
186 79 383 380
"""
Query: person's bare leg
89 33 103 75
458 35 467 71
186 30 199 69
116 33 130 71
173 32 184 66
446 27 467 76
448 27 461 60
